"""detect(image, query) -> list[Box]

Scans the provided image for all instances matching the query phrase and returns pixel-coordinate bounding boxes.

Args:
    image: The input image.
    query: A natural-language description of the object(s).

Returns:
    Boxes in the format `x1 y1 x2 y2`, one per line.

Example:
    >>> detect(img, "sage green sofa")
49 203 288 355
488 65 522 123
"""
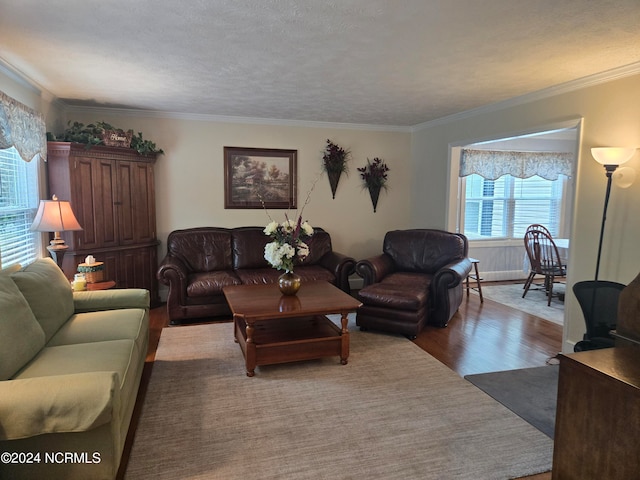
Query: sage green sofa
0 258 149 480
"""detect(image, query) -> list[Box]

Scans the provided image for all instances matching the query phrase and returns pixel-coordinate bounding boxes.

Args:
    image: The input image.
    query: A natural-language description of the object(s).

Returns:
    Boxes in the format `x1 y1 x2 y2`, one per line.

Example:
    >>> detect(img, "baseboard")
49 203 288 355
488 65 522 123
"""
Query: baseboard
479 270 528 283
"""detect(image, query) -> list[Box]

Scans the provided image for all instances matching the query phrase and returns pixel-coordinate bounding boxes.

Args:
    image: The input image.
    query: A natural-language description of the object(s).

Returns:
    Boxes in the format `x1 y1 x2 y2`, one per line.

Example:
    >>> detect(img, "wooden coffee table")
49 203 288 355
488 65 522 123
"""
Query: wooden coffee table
222 281 362 376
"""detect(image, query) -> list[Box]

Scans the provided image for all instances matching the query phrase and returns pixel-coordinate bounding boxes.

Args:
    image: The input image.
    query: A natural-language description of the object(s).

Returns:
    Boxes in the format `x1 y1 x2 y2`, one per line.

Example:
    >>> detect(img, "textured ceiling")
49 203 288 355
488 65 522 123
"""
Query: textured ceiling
2 0 640 127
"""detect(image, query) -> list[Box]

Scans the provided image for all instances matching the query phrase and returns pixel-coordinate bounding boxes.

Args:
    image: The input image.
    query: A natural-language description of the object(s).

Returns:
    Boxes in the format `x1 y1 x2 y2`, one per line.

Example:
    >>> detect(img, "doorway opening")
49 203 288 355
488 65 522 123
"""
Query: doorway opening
447 121 581 323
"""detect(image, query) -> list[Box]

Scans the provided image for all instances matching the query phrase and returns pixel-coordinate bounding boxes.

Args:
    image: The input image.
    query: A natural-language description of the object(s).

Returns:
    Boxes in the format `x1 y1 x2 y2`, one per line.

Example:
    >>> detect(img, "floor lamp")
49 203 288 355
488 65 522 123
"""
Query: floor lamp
30 194 83 269
591 147 636 280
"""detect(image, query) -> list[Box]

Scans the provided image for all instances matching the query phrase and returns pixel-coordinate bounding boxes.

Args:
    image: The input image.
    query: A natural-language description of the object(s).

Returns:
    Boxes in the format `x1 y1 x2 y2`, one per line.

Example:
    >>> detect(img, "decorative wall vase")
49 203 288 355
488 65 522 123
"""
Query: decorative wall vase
358 157 389 213
322 139 350 199
368 184 381 212
278 271 301 295
327 170 342 199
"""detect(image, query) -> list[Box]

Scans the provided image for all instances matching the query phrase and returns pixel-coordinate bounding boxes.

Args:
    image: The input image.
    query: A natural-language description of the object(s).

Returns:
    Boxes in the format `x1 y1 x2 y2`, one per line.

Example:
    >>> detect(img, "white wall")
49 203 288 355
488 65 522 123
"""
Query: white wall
411 73 640 351
61 110 412 289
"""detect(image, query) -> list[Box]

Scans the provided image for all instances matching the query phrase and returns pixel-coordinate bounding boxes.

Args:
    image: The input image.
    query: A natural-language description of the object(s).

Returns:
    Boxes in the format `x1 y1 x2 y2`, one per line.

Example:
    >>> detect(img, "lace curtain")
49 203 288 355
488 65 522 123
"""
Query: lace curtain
460 149 573 180
0 91 47 162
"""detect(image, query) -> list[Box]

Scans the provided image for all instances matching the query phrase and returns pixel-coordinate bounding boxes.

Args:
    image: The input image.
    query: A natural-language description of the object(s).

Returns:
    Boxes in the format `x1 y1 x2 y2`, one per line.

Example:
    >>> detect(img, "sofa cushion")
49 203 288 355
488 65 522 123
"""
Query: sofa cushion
232 227 271 270
234 267 281 285
296 228 332 265
168 228 233 273
0 275 46 380
235 265 336 286
383 229 466 273
47 308 149 355
14 339 140 406
187 270 242 297
11 258 74 342
295 266 336 284
358 272 431 310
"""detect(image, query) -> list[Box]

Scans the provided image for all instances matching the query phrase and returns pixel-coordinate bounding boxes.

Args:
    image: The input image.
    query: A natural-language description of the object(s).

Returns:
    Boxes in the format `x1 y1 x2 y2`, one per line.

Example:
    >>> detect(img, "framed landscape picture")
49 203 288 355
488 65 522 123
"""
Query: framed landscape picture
224 147 297 209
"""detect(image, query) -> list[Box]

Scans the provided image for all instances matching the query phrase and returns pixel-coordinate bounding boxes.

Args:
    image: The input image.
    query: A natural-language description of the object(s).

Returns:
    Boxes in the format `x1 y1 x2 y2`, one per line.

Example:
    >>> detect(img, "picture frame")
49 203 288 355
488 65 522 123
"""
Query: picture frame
224 147 297 209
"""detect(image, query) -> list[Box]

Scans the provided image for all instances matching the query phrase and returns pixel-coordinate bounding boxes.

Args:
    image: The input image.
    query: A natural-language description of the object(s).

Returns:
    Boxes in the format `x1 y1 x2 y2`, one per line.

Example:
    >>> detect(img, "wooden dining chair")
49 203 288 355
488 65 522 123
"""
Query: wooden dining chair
523 228 567 305
525 223 552 237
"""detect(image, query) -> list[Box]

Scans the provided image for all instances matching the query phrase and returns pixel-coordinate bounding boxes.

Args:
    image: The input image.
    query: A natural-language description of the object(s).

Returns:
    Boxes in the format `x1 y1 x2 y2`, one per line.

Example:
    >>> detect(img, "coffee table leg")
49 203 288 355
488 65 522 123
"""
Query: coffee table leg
340 312 350 365
245 321 256 377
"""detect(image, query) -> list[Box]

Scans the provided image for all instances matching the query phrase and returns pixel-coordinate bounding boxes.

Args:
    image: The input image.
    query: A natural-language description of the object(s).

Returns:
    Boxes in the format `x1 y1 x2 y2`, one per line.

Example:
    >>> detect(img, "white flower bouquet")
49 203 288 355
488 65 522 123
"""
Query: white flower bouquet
263 216 314 273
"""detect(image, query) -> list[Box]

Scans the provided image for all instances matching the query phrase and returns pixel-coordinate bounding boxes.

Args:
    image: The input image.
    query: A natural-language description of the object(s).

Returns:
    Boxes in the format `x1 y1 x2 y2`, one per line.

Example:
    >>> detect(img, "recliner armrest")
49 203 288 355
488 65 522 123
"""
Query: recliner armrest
356 254 396 286
433 257 472 289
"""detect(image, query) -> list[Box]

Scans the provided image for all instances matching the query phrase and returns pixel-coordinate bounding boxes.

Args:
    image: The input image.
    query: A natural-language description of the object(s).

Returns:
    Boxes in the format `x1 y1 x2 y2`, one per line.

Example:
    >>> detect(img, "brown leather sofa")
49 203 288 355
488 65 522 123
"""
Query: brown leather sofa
355 229 472 338
157 226 356 323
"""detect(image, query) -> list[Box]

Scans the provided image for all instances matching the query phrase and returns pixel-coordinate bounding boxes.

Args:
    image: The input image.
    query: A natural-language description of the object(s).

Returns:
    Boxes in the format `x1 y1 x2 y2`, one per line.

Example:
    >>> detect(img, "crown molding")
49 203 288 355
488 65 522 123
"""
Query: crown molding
411 61 640 132
0 58 42 95
62 104 412 133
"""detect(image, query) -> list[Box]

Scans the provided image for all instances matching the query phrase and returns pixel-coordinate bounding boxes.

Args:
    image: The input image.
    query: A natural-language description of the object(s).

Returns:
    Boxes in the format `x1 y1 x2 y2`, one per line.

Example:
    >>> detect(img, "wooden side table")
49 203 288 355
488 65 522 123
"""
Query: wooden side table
465 257 483 303
87 280 116 291
72 280 116 292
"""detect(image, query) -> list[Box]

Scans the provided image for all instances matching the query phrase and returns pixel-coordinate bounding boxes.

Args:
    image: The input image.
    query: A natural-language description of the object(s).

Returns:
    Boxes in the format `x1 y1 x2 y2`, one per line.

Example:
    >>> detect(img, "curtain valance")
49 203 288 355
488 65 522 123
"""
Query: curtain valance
460 149 573 180
0 91 47 162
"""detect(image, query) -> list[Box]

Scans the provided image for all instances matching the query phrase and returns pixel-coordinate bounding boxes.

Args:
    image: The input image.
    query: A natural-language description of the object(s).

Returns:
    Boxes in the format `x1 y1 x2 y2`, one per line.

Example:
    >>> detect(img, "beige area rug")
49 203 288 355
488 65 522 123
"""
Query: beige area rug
475 283 565 325
126 321 553 480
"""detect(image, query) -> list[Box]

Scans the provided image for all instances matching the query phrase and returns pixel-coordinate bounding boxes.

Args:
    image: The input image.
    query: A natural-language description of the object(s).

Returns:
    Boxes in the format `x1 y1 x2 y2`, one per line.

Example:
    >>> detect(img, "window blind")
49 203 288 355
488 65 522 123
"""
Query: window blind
0 147 39 268
463 174 565 240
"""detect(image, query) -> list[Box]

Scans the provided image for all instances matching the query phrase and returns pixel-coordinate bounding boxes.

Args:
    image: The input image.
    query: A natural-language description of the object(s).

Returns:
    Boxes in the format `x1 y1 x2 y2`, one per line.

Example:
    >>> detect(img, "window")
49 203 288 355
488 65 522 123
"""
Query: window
0 146 40 268
461 173 567 240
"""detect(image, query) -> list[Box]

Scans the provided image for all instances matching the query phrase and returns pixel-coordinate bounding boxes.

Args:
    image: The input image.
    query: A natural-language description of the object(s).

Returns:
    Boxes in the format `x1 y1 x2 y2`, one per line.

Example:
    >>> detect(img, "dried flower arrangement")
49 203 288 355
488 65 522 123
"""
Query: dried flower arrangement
322 139 351 199
358 157 390 212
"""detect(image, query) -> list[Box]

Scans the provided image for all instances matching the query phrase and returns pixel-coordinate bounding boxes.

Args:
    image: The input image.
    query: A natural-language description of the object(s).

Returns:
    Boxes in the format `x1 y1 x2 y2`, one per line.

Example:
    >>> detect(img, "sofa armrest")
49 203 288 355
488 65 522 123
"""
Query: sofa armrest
0 372 119 441
318 251 356 293
157 255 188 286
355 254 396 286
73 289 150 313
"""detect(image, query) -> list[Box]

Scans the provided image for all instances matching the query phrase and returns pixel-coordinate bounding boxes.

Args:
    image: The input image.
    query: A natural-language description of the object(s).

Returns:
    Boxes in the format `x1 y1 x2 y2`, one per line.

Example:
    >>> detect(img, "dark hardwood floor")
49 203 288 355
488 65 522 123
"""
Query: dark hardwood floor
118 284 561 479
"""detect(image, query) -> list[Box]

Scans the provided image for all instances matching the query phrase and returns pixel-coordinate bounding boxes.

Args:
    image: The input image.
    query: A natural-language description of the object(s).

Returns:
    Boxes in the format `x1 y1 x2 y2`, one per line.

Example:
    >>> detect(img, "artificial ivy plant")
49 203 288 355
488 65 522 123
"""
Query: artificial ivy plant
47 121 164 155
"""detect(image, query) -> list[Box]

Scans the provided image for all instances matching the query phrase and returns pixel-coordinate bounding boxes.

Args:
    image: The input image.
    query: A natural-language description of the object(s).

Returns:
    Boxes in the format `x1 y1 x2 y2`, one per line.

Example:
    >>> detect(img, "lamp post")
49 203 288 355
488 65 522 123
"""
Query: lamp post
30 194 83 269
591 147 636 280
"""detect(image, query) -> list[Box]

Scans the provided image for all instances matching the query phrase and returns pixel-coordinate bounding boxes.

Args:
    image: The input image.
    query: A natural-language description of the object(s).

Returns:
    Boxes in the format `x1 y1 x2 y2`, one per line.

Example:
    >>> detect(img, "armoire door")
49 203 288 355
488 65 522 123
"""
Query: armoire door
72 156 119 250
116 160 156 246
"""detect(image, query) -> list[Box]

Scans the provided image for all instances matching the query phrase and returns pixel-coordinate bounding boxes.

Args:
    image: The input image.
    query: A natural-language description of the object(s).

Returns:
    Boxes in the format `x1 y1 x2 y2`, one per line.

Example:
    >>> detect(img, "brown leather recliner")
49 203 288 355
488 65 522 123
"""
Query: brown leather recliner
157 226 356 323
355 229 471 338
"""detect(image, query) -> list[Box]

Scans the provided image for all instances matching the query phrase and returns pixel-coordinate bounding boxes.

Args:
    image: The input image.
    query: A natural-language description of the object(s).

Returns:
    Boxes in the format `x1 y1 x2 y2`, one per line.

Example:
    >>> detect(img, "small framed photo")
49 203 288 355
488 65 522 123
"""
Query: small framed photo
224 147 297 209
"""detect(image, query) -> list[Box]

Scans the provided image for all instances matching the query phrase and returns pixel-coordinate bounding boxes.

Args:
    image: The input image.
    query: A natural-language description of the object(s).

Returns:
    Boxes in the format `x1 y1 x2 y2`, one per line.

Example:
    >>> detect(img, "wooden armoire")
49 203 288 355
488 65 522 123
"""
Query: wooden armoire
46 142 160 306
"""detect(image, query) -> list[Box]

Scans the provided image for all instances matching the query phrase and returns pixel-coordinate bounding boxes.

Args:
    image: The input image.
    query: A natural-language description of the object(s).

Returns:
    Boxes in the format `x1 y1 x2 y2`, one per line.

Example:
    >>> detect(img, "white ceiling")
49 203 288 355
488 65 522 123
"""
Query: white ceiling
2 0 640 127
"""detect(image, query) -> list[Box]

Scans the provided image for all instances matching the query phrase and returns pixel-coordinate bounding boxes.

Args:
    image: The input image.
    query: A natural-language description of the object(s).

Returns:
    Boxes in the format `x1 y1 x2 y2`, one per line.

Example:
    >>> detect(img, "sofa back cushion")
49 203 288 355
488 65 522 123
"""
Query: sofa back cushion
168 228 233 272
10 258 74 343
383 229 467 273
296 228 332 265
232 227 270 270
0 269 46 379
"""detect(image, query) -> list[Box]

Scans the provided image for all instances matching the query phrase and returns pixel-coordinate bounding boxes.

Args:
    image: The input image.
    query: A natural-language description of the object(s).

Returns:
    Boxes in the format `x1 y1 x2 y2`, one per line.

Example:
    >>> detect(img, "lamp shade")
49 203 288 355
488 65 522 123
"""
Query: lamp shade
591 147 636 166
30 195 83 233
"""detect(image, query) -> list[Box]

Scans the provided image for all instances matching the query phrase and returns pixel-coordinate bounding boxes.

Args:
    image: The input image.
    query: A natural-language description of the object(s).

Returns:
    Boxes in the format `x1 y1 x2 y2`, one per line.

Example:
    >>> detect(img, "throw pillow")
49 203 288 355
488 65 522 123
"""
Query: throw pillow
11 258 74 342
0 275 46 379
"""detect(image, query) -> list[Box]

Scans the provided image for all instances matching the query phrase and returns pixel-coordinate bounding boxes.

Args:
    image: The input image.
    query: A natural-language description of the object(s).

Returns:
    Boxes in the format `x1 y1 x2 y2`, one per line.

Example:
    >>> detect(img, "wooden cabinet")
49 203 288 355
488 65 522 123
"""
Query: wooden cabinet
46 142 160 306
552 347 640 479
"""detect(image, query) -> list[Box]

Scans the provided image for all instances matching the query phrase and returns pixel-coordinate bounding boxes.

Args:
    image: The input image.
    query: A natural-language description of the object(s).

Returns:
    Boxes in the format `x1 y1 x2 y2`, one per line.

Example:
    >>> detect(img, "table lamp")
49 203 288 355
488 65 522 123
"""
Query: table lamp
30 194 83 268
